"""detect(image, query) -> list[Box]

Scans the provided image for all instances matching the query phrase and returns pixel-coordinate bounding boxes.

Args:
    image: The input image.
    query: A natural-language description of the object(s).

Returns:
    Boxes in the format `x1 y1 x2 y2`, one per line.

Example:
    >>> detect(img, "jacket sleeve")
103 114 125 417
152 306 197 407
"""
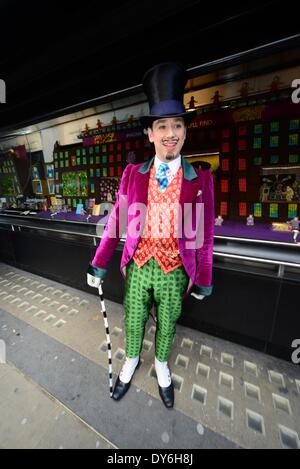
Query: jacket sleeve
88 164 132 279
193 169 215 296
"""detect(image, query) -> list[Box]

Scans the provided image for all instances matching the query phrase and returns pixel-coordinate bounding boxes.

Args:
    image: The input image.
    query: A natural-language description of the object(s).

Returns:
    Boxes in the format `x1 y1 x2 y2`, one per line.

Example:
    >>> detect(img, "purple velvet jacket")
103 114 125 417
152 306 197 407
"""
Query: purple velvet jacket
89 156 214 297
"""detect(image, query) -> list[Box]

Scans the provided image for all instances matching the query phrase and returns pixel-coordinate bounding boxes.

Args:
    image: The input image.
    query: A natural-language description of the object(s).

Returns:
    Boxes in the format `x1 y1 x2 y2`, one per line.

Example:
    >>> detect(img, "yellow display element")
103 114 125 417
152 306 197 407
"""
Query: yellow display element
271 222 290 232
92 204 101 216
185 153 220 172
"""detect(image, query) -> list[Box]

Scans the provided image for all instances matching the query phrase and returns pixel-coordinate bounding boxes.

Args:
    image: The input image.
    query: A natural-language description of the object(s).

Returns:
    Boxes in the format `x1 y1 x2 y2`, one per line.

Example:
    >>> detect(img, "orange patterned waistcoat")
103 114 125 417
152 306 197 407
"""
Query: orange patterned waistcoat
133 164 183 273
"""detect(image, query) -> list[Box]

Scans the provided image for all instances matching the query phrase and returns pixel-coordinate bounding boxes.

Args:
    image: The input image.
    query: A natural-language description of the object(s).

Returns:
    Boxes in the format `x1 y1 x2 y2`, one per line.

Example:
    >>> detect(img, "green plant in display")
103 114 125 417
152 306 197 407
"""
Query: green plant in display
62 171 88 196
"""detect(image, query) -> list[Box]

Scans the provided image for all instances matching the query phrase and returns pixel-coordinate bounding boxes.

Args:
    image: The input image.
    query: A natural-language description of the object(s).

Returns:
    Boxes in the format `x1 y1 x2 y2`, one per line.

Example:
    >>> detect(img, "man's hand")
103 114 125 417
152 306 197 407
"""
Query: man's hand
87 273 103 288
191 292 205 300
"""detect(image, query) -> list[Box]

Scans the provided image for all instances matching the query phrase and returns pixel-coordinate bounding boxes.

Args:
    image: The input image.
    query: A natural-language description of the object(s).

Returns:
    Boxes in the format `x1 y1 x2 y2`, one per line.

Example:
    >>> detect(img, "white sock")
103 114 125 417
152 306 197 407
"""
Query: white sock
119 356 139 383
155 357 171 387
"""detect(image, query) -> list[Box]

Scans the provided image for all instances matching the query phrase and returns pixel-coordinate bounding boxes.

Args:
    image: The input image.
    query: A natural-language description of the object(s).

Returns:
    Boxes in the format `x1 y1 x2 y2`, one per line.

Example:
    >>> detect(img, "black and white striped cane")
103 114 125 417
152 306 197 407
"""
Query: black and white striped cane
98 283 113 398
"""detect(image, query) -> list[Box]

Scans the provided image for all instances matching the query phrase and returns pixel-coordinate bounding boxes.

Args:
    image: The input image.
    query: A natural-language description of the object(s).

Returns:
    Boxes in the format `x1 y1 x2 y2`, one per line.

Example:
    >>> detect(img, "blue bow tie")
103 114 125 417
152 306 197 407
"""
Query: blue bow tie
156 163 169 191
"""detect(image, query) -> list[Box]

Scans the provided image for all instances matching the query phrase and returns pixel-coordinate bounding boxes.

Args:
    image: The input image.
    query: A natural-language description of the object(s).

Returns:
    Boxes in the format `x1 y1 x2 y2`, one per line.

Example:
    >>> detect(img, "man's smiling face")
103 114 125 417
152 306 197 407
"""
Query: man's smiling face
147 117 186 162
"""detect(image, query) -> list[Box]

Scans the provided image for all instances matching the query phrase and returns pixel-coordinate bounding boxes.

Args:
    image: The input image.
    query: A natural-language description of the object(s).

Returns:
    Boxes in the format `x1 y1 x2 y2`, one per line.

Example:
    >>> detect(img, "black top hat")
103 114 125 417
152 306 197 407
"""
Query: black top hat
140 62 197 129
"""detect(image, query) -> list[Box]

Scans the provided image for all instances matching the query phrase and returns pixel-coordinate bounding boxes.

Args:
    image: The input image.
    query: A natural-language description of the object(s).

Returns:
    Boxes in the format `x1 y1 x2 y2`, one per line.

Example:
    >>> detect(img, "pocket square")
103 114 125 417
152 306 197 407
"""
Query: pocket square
197 190 202 197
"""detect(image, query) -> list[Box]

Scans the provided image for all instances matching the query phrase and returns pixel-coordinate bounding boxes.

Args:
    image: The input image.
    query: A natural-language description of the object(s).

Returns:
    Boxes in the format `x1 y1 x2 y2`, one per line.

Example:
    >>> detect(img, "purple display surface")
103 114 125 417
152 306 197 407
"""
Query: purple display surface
36 211 105 225
214 221 295 243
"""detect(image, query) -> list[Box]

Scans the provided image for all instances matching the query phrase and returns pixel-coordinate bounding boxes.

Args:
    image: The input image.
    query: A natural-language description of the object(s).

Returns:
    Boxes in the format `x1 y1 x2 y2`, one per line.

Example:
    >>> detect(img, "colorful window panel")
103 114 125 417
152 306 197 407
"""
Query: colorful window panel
64 151 69 158
76 149 81 156
289 119 299 131
238 125 247 137
238 140 247 151
90 183 95 193
102 145 107 153
221 159 229 171
288 204 298 218
220 202 228 216
289 154 299 163
221 180 229 193
253 137 262 149
59 152 64 158
102 168 107 177
239 178 247 192
82 148 86 156
270 136 279 148
90 156 94 164
117 154 122 162
96 168 100 177
90 168 94 177
253 156 262 165
65 160 69 168
89 146 94 154
76 157 81 165
135 140 141 149
95 146 100 154
222 142 230 153
117 143 122 151
238 159 246 171
102 155 107 164
67 199 71 206
109 155 114 163
125 142 131 150
254 124 263 134
289 134 299 146
82 157 87 165
109 167 114 176
270 204 279 218
270 155 279 164
95 156 100 164
109 144 114 152
54 153 58 160
222 128 230 139
60 161 64 168
270 121 279 133
239 203 247 217
117 166 122 176
254 204 262 217
73 199 77 208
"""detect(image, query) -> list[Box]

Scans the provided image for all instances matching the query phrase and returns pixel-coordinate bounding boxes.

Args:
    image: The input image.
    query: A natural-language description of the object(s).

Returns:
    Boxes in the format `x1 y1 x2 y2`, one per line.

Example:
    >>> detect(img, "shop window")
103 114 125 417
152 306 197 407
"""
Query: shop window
288 204 298 218
238 125 247 136
222 128 230 139
222 142 230 153
239 203 247 216
270 121 279 133
221 159 229 171
270 136 279 148
254 203 262 217
253 156 262 166
289 134 299 146
254 124 263 134
238 140 247 151
270 204 279 218
238 159 246 171
289 119 299 130
253 137 262 149
239 178 247 192
220 202 228 216
289 154 299 163
221 180 229 193
270 155 279 164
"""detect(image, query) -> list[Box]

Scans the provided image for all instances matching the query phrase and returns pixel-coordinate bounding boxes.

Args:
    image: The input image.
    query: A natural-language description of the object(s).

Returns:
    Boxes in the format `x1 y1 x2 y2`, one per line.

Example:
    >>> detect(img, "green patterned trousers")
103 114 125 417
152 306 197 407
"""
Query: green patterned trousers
123 257 189 361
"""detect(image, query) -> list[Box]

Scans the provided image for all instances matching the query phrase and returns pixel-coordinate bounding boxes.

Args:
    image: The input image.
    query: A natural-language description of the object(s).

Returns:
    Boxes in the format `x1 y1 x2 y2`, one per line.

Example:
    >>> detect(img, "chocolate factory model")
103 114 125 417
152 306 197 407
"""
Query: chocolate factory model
87 63 214 409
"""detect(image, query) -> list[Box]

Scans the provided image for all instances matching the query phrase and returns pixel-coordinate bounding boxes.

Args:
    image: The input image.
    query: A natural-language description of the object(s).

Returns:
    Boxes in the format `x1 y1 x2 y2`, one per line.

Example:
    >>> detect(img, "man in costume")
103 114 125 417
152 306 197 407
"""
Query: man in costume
87 63 214 408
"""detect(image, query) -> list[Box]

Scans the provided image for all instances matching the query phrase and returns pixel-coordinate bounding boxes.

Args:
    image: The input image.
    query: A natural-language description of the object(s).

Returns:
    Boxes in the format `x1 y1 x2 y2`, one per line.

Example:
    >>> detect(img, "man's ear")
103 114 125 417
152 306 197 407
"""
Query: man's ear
147 127 154 143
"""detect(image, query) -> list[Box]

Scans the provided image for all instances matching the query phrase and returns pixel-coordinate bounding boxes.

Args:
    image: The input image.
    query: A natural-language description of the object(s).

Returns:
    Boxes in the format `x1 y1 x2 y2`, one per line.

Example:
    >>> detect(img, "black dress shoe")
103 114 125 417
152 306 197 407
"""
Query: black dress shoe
158 382 174 409
112 359 140 401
